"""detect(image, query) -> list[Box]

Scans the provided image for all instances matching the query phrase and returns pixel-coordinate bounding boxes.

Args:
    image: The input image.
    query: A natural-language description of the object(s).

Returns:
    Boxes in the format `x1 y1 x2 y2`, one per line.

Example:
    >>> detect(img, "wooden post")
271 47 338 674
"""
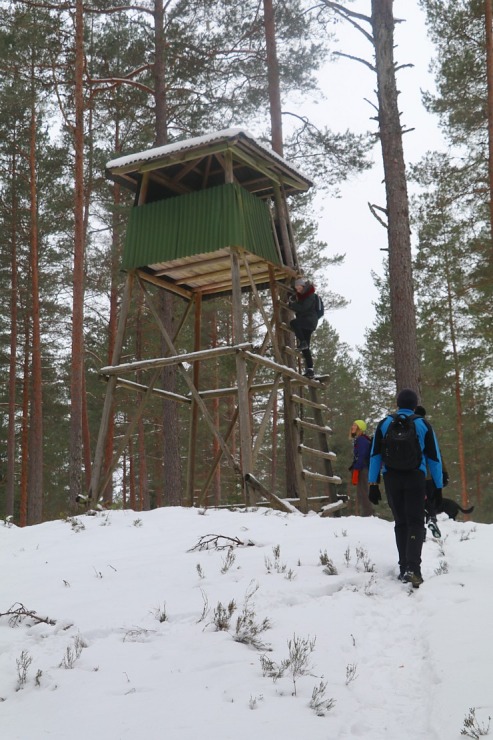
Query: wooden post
89 272 134 501
187 292 202 506
231 249 253 505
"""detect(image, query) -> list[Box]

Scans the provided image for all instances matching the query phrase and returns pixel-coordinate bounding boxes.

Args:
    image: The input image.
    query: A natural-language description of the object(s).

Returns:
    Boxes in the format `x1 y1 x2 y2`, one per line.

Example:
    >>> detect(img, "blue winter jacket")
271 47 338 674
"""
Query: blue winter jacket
368 408 443 489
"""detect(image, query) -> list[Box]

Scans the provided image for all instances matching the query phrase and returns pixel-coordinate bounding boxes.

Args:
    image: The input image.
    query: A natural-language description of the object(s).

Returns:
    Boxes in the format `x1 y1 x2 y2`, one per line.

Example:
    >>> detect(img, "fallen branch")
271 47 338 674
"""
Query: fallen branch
188 534 254 552
1 602 57 628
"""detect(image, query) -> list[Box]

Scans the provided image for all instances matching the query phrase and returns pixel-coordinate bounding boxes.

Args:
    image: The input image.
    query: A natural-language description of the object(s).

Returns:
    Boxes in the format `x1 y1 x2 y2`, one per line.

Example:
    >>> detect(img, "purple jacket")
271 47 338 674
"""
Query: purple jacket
352 434 371 470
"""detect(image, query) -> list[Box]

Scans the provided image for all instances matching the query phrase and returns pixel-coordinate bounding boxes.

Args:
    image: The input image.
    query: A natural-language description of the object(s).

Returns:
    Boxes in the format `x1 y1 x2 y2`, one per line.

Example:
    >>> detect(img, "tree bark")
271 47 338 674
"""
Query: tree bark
154 0 182 505
485 0 493 240
263 0 283 156
372 0 421 393
27 60 43 525
69 0 85 504
6 144 18 520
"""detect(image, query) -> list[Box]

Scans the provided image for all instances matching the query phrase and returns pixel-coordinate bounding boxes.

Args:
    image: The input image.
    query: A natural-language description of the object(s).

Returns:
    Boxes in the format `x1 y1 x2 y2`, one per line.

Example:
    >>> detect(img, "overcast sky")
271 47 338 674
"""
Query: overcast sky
309 0 446 353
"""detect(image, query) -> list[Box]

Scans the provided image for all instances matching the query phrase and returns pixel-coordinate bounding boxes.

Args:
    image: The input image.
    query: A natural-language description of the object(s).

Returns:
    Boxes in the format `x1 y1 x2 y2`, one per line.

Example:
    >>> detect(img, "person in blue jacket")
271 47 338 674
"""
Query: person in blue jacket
368 388 443 588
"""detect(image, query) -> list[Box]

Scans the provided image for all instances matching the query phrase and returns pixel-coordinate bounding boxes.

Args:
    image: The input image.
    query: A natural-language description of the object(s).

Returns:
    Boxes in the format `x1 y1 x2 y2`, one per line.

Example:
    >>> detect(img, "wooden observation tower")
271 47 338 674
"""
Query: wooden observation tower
89 128 342 514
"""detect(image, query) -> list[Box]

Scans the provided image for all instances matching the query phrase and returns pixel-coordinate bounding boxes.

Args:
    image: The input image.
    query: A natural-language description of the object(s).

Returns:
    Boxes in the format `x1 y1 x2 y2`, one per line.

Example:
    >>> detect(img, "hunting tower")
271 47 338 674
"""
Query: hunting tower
89 128 343 514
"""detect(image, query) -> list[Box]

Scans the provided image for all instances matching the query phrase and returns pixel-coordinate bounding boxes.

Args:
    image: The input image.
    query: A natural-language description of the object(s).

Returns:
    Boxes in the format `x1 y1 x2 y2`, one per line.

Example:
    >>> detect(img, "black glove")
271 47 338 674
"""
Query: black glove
442 471 449 487
369 484 382 505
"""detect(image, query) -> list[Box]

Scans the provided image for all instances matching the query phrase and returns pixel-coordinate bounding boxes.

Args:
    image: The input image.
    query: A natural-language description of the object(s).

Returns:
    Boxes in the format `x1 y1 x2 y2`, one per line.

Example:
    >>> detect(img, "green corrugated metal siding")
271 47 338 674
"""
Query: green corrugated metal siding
122 183 280 269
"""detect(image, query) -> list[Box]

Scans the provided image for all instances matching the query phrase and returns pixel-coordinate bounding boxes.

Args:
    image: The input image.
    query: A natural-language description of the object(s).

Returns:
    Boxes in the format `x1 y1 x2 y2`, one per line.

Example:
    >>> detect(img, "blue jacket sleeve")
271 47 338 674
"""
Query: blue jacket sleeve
368 418 389 482
420 419 443 489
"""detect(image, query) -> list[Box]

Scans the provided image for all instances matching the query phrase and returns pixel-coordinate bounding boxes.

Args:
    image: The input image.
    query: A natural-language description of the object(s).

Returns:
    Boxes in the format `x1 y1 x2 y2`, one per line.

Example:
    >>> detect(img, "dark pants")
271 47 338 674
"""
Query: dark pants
383 469 426 575
290 318 314 369
425 479 440 520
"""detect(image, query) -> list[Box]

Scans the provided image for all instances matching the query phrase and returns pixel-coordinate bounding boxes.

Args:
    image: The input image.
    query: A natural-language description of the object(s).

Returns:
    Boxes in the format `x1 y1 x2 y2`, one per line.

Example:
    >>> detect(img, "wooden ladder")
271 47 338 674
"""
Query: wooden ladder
288 379 343 514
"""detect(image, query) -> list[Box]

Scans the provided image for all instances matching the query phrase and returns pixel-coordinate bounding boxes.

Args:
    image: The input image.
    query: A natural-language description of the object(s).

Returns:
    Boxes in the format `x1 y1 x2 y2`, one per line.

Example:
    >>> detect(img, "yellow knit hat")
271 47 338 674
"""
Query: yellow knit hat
353 419 367 432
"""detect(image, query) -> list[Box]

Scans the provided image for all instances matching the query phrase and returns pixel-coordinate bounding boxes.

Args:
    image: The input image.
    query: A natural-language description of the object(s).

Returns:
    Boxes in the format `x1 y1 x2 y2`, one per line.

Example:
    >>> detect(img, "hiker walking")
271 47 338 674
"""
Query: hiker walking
368 389 443 588
349 420 372 516
288 277 320 378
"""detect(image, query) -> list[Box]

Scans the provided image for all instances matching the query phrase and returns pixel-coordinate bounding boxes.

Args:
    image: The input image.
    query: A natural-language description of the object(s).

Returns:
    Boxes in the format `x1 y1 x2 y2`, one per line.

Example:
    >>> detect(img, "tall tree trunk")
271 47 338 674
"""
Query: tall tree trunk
27 63 43 525
372 0 420 392
103 123 123 505
69 0 85 503
6 146 18 519
136 290 149 509
263 0 298 499
485 0 493 240
443 255 468 506
263 0 283 155
20 324 30 527
154 0 182 505
81 96 95 491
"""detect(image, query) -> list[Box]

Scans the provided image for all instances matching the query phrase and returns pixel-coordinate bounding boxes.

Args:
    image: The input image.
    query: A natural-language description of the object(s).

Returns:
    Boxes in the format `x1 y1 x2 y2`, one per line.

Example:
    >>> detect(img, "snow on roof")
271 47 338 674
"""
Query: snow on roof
106 127 311 184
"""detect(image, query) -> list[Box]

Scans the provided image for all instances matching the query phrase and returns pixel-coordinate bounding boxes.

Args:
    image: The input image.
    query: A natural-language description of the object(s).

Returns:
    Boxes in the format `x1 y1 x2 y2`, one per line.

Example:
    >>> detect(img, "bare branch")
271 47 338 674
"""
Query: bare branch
1 602 57 627
188 534 254 552
333 50 375 72
368 202 388 230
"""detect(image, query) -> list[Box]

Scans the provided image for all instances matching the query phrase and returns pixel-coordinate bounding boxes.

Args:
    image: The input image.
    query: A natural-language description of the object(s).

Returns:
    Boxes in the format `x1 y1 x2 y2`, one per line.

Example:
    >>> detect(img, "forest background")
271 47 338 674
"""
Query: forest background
0 0 492 525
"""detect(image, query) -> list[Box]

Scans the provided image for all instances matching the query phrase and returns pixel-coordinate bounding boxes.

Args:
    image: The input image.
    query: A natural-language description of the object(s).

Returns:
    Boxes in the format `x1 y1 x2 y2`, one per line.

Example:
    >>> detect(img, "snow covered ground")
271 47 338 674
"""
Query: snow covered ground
1 506 491 740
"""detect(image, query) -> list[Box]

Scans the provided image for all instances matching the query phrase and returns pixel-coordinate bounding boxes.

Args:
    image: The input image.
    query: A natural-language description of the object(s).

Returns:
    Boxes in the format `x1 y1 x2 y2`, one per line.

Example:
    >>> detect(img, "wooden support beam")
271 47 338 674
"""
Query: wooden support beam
244 474 298 513
100 343 252 376
320 500 347 518
241 251 282 363
89 272 134 501
114 377 190 404
252 374 282 466
98 368 162 502
187 292 202 506
139 281 240 475
136 269 193 299
231 249 253 505
242 349 306 383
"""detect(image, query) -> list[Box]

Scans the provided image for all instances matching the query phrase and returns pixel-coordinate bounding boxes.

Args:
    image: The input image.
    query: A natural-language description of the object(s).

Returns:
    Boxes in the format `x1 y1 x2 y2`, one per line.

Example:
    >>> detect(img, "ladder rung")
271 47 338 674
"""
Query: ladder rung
280 322 293 332
320 500 347 517
291 394 328 411
295 418 333 434
298 444 336 461
278 300 293 311
302 470 342 484
283 495 332 503
275 280 293 292
282 346 298 357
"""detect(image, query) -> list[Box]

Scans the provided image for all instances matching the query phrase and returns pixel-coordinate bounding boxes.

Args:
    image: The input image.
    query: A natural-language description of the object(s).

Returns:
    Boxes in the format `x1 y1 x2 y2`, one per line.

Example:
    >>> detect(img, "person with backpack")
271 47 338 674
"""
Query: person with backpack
368 388 443 588
349 420 373 516
288 277 322 379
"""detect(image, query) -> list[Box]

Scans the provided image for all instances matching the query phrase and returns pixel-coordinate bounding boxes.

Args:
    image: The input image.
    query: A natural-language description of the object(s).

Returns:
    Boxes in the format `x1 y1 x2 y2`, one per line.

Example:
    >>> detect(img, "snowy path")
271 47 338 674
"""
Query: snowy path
1 508 492 740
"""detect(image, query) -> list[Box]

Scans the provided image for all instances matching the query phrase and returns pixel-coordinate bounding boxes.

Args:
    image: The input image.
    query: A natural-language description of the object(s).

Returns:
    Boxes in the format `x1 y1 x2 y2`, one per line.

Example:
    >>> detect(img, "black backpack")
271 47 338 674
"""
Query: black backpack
381 413 422 471
315 294 324 319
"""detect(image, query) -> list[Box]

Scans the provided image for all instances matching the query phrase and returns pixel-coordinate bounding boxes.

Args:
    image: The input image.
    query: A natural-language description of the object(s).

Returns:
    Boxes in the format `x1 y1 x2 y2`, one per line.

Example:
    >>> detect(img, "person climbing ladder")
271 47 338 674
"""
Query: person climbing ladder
288 277 321 378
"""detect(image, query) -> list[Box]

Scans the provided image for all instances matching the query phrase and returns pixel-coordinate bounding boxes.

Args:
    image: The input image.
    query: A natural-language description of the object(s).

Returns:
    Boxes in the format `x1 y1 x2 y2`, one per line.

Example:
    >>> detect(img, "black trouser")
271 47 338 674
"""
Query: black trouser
425 479 438 520
383 469 426 574
290 318 314 369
